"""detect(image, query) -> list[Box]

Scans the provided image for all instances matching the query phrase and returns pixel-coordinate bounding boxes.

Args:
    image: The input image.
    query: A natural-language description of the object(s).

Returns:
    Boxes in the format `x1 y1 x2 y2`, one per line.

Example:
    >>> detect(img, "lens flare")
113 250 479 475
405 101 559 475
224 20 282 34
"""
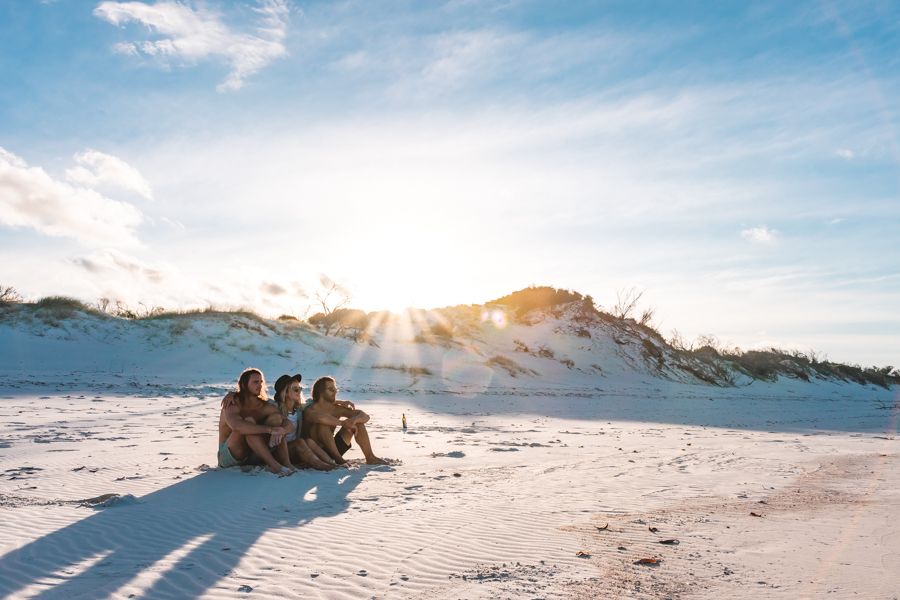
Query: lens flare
481 309 508 329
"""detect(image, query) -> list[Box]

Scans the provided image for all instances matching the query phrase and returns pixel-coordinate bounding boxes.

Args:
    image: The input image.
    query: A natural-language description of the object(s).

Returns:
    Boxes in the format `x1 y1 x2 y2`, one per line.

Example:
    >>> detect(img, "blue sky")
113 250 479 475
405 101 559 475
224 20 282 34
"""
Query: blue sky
1 0 898 366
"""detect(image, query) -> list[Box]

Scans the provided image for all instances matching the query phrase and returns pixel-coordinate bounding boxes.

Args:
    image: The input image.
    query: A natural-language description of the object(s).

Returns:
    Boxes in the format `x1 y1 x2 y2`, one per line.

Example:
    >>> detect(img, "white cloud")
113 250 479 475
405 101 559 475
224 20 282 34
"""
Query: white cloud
0 147 143 247
740 225 778 245
94 0 290 92
835 148 854 160
65 149 153 200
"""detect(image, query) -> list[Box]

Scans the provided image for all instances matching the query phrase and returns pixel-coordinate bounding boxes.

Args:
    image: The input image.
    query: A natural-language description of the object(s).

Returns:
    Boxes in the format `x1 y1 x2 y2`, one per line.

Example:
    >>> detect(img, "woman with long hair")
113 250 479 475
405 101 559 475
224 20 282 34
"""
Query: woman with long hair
272 374 339 470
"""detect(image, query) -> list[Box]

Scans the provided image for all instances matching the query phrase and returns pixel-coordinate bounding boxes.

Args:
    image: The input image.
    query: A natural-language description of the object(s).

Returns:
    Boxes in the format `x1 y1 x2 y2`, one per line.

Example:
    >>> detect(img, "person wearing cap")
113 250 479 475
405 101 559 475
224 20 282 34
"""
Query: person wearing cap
272 373 339 471
301 376 388 465
218 367 296 476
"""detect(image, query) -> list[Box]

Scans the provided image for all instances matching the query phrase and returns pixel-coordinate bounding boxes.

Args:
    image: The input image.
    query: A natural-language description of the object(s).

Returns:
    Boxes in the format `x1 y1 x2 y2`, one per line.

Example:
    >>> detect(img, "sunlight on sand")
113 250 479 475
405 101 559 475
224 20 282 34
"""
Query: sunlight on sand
112 534 213 598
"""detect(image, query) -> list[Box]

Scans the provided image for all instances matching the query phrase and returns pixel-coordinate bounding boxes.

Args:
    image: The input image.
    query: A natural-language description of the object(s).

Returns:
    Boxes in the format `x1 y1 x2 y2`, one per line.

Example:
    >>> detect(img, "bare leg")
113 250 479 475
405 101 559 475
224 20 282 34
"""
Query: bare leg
226 416 258 461
263 414 293 471
245 433 290 473
289 439 335 471
311 423 346 464
275 440 291 470
350 423 387 465
305 438 337 466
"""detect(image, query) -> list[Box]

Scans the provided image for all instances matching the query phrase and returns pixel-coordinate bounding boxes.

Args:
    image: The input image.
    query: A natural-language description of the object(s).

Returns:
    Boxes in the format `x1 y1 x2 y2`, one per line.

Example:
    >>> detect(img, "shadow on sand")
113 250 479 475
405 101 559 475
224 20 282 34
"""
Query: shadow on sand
0 467 368 598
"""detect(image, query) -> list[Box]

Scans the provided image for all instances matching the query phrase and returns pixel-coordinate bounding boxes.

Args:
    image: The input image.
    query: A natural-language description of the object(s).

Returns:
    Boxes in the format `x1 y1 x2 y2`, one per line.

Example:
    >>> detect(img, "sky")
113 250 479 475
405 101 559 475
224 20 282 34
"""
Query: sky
1 0 898 367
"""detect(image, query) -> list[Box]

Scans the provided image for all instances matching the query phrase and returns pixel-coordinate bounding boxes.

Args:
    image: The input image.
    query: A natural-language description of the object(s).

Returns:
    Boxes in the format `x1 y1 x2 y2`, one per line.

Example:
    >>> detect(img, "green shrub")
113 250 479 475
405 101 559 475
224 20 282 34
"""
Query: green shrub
34 296 96 320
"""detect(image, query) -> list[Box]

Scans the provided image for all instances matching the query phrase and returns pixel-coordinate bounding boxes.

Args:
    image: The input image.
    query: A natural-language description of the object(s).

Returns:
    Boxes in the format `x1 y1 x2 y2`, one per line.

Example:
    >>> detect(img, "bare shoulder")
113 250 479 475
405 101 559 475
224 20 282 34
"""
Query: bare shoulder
304 402 325 416
304 402 337 421
221 391 239 409
221 399 241 416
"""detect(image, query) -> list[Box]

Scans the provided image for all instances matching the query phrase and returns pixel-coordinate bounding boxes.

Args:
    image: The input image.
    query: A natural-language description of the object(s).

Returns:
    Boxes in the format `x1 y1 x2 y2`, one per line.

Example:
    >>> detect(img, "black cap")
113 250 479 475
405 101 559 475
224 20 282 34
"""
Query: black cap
274 373 302 395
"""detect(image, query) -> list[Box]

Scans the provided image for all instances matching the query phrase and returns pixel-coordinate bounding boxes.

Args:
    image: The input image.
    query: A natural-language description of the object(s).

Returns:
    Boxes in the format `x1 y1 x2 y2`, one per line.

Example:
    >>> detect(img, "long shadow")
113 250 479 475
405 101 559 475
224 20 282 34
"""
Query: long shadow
0 468 368 598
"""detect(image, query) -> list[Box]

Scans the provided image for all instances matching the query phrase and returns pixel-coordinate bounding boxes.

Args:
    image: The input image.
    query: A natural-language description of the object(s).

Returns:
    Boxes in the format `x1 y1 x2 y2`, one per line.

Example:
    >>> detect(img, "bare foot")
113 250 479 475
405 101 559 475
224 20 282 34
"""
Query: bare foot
276 466 295 477
366 457 389 465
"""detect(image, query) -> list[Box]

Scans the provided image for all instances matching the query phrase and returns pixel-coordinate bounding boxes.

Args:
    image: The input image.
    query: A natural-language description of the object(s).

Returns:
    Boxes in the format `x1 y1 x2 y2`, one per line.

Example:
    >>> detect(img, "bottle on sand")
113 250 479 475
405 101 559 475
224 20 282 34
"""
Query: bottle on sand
402 413 407 432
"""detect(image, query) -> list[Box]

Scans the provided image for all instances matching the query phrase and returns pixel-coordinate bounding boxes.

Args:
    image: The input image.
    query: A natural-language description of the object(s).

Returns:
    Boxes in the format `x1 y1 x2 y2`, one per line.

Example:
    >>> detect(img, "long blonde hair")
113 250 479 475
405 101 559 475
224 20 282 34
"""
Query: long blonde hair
275 381 304 416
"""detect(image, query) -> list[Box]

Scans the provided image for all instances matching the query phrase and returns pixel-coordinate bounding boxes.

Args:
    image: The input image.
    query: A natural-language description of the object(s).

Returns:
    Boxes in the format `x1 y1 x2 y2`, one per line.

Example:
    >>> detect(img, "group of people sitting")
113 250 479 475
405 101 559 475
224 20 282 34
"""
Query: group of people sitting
217 367 388 476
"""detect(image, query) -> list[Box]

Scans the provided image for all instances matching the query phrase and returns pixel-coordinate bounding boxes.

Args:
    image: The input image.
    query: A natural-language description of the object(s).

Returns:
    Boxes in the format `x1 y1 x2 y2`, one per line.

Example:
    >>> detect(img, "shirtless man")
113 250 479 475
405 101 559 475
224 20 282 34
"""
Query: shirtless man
301 376 387 465
218 367 295 475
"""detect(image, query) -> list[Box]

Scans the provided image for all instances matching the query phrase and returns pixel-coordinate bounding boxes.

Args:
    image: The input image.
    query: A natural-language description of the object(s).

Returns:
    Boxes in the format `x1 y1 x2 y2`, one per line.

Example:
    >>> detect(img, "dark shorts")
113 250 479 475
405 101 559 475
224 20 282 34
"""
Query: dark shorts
335 431 352 456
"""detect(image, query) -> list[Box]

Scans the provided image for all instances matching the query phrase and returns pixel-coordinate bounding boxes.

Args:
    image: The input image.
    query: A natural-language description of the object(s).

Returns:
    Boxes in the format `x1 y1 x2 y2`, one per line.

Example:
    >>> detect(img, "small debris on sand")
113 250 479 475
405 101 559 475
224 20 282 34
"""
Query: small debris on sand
79 493 138 508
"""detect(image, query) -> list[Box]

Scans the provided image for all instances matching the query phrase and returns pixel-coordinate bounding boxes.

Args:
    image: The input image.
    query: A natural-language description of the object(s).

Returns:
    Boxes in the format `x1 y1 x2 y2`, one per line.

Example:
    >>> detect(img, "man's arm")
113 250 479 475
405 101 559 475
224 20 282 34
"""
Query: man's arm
260 403 294 435
332 405 369 428
303 404 367 428
222 404 280 435
303 405 345 428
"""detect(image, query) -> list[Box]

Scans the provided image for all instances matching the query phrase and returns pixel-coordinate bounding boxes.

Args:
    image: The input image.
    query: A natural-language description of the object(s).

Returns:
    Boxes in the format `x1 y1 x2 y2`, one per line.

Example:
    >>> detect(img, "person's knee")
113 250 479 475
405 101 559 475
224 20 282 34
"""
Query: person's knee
263 413 281 426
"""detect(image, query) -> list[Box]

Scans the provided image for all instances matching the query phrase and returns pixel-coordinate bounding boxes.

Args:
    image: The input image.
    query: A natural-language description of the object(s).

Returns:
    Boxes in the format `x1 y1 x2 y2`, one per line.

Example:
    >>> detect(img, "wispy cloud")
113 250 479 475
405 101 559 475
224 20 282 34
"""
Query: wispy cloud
94 0 290 92
421 29 518 90
71 248 165 282
741 225 778 244
261 282 286 295
0 147 143 247
65 149 153 199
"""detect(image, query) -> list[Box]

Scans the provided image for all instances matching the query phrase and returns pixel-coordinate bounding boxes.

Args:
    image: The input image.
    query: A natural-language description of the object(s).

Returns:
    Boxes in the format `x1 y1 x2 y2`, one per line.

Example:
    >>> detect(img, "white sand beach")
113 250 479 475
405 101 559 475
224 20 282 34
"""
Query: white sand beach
1 378 897 598
1 302 898 599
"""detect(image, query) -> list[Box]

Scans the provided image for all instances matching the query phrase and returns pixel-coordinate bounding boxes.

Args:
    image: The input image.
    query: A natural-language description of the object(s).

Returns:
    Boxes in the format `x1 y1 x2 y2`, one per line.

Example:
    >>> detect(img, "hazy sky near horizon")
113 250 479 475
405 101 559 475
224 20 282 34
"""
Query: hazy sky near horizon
1 1 898 366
